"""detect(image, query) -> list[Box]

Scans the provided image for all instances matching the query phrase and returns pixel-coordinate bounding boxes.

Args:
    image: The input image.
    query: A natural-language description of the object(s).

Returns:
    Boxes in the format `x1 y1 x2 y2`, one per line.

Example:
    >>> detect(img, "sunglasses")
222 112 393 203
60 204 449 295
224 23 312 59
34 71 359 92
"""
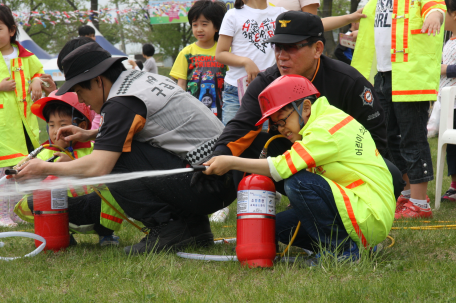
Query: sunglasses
271 42 312 53
270 108 295 131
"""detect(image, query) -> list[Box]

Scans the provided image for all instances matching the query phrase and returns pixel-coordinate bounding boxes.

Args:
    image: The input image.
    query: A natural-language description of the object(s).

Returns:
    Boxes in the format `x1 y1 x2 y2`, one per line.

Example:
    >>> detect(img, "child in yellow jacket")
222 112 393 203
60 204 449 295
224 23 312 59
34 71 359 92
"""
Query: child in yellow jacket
0 5 44 227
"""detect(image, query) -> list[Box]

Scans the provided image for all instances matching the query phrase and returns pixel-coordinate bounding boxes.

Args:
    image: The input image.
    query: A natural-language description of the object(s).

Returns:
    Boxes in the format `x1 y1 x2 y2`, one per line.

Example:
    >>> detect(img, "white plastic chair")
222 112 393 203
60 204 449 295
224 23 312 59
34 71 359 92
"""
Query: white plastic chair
435 86 456 210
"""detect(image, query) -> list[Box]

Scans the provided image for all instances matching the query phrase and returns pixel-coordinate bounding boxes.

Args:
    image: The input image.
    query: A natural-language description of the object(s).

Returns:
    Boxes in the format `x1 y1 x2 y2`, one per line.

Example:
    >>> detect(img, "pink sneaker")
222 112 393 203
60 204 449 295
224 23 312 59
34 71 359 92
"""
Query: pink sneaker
395 201 433 219
0 196 17 227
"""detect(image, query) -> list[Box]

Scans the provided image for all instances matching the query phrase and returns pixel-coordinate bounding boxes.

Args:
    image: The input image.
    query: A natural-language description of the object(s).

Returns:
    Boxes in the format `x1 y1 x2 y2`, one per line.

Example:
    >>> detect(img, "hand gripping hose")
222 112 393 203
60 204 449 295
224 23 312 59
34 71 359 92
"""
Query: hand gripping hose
0 232 46 261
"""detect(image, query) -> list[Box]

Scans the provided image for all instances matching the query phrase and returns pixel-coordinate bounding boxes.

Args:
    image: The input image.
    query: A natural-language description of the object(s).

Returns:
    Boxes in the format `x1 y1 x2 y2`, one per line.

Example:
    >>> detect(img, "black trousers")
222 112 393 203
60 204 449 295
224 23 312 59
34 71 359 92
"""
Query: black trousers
108 141 236 228
235 132 404 199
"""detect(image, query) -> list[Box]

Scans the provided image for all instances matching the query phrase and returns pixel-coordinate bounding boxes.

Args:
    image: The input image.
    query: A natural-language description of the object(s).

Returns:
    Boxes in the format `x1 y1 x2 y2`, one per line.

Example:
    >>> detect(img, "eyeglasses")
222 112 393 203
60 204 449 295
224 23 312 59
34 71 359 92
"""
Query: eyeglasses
271 42 312 53
270 108 295 131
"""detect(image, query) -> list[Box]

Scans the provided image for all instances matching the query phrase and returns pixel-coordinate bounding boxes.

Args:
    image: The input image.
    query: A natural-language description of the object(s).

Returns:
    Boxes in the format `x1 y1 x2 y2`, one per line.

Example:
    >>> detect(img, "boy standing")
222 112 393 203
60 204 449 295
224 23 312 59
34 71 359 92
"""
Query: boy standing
170 0 228 120
352 0 446 218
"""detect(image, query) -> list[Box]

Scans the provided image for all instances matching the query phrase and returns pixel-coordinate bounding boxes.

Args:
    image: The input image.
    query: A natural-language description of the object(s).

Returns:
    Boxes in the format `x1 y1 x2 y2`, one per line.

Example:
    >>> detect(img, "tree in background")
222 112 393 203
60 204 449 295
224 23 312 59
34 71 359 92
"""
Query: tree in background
3 0 120 56
318 0 351 57
119 0 195 61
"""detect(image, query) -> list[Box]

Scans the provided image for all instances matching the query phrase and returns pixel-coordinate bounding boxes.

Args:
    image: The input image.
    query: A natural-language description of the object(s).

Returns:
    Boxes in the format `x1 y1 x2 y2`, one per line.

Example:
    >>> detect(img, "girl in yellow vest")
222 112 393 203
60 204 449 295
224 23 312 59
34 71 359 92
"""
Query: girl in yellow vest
351 0 446 219
0 5 44 227
204 75 395 263
13 91 125 246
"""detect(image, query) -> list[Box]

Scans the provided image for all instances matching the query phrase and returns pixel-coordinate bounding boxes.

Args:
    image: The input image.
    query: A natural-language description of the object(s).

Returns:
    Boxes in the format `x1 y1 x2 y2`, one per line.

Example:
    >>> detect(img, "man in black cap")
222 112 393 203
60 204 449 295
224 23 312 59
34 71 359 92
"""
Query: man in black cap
192 11 403 249
15 38 236 254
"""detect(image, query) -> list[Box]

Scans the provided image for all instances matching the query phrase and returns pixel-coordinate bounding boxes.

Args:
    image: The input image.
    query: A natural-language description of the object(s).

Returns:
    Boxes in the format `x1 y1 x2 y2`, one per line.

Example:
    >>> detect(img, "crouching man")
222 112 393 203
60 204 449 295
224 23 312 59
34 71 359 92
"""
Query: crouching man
204 75 395 261
14 38 235 254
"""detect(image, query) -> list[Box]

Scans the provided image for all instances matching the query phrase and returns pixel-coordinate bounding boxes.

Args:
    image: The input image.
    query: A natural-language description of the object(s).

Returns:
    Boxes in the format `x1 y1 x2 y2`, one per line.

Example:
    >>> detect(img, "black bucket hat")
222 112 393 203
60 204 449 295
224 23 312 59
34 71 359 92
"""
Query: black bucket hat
266 11 324 44
56 42 127 96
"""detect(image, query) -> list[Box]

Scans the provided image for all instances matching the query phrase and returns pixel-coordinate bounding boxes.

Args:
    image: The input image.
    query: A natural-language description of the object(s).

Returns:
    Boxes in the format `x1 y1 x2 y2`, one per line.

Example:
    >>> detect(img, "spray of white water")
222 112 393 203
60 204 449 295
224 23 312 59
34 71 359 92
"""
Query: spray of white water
0 168 195 198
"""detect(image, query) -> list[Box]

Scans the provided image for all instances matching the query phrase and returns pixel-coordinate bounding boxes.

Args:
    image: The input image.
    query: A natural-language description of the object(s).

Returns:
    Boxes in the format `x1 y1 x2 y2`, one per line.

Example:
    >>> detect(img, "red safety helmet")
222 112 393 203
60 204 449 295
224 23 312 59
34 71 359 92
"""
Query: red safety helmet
32 90 92 129
255 75 320 126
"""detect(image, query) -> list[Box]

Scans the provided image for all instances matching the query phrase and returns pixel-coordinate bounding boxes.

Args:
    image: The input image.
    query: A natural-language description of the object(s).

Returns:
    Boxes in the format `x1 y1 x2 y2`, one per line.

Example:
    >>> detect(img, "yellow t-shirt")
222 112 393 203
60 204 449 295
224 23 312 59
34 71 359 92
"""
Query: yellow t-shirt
169 42 227 120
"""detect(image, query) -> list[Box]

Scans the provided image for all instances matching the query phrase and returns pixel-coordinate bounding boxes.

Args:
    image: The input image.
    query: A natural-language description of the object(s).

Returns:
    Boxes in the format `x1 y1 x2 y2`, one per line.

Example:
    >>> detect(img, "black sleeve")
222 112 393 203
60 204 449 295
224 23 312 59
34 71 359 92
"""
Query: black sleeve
344 77 387 154
334 44 351 65
447 64 456 78
215 72 271 156
94 96 147 152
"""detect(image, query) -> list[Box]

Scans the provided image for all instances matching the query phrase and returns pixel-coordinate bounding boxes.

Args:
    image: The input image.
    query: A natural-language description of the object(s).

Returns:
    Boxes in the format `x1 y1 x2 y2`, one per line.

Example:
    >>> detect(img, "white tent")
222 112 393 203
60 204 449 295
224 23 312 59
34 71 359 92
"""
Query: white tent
44 22 128 82
18 25 52 66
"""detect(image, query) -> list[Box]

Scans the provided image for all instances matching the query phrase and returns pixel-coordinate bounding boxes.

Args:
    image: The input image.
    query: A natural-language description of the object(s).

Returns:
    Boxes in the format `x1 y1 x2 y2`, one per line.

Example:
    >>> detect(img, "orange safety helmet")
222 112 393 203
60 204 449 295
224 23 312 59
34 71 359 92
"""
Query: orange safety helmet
32 90 93 129
255 75 320 126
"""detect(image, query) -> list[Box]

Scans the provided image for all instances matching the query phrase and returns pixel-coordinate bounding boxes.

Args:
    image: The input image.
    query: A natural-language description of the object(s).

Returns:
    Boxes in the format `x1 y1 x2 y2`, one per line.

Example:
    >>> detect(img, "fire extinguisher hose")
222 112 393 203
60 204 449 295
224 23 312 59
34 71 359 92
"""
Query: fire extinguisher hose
42 144 150 235
0 232 46 261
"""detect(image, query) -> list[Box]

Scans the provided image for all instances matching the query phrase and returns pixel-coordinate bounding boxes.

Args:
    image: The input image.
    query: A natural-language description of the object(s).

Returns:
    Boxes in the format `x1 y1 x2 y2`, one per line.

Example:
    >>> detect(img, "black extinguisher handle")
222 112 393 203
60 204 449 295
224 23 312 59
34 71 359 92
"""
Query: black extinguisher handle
192 165 208 172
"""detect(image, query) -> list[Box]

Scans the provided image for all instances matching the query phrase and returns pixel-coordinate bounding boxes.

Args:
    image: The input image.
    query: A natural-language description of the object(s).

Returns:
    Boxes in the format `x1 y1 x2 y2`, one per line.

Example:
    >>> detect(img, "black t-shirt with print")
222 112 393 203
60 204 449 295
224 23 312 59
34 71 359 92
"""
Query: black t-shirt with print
94 96 147 153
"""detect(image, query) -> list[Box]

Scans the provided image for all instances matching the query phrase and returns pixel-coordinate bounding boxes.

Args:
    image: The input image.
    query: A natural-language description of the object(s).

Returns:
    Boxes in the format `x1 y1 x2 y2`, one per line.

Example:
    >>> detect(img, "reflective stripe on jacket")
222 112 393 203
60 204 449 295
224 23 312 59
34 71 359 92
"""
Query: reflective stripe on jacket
14 142 124 232
268 97 395 247
351 0 446 101
0 42 43 167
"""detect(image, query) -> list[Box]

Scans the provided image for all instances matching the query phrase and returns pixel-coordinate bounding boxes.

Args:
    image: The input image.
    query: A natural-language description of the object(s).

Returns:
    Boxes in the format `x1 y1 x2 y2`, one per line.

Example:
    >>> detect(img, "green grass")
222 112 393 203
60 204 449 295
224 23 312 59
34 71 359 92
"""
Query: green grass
4 139 456 301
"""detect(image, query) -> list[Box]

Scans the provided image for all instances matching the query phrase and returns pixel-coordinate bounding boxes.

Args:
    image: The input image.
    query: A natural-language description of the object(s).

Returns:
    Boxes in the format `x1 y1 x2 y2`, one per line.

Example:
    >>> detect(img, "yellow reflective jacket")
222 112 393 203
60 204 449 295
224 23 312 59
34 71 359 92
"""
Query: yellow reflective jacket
14 141 125 232
351 0 446 101
268 97 395 248
0 42 44 167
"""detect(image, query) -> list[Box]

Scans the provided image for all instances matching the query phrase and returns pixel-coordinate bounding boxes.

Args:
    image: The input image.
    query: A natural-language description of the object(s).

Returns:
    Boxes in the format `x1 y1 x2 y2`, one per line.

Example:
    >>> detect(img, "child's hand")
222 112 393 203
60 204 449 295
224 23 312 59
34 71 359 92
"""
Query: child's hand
28 78 42 102
0 77 15 92
441 64 448 75
422 11 443 36
54 152 72 162
243 58 260 85
203 156 234 176
348 8 367 23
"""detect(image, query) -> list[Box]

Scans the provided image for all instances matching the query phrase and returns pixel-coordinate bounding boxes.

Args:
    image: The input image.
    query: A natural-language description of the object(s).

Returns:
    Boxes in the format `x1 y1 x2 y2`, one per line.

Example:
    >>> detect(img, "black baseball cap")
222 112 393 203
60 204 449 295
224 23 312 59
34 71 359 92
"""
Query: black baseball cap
56 42 127 96
266 11 324 44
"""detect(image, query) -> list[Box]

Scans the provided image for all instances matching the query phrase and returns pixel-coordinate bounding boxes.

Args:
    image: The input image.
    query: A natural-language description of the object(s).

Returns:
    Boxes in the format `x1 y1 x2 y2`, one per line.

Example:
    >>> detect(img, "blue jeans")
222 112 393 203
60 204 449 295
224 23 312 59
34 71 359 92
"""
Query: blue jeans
222 82 270 131
276 170 357 256
222 83 240 126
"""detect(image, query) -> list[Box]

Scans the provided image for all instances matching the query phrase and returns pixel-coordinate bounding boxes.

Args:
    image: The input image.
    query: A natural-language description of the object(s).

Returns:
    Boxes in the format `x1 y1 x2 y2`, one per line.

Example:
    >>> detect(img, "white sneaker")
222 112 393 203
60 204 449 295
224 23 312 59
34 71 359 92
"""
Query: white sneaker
0 213 17 227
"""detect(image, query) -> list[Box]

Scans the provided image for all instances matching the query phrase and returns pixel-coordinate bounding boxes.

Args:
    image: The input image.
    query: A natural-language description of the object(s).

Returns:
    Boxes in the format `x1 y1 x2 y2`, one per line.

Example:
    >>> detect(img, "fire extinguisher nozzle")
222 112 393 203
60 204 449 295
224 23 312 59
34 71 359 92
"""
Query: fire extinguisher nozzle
192 165 207 172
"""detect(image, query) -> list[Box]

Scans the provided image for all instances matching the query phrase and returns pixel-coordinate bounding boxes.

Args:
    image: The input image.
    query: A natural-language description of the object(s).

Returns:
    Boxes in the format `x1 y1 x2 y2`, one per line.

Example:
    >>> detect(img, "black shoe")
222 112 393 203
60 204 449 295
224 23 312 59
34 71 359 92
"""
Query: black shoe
124 217 214 255
69 234 77 246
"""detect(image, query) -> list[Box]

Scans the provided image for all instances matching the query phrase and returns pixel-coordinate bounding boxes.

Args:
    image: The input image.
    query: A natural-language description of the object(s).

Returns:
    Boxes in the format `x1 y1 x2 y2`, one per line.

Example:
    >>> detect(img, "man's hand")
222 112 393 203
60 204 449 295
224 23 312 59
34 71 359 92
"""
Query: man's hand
203 156 234 176
0 77 15 92
28 78 42 102
14 158 48 182
40 74 57 96
56 125 97 142
422 11 443 36
351 30 359 42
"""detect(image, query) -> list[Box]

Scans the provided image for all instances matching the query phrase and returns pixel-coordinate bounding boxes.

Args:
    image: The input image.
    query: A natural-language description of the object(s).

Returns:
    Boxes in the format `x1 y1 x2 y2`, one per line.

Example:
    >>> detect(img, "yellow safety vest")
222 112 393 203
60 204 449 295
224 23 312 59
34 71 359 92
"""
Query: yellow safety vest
0 42 44 167
269 97 395 248
351 0 446 102
14 141 125 233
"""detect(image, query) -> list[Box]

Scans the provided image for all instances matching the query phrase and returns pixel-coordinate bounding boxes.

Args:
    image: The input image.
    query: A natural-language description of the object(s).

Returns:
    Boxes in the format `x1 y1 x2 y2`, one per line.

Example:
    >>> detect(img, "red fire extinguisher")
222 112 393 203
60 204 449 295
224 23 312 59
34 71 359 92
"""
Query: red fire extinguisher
33 175 70 251
236 174 276 268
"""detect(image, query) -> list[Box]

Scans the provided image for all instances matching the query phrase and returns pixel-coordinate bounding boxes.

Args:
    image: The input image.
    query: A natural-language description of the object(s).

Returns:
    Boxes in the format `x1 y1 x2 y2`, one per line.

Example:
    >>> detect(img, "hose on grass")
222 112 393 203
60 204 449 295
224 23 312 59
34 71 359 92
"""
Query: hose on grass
0 232 46 261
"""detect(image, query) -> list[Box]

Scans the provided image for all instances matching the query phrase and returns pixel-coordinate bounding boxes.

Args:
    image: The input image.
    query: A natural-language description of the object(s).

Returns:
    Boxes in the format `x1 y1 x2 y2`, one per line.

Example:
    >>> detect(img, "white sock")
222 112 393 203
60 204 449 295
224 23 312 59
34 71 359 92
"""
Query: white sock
410 198 429 209
401 189 411 198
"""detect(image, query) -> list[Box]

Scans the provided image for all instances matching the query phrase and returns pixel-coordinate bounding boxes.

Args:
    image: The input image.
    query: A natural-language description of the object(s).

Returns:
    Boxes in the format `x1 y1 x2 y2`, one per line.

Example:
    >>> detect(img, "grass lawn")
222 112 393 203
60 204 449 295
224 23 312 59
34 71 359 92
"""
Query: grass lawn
1 138 456 302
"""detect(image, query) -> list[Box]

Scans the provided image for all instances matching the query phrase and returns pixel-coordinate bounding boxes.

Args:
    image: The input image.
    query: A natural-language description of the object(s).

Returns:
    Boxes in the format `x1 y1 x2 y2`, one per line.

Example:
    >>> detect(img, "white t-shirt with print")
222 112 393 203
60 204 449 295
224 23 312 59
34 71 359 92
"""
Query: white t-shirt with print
3 46 18 74
374 0 393 72
219 5 287 86
268 0 319 11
